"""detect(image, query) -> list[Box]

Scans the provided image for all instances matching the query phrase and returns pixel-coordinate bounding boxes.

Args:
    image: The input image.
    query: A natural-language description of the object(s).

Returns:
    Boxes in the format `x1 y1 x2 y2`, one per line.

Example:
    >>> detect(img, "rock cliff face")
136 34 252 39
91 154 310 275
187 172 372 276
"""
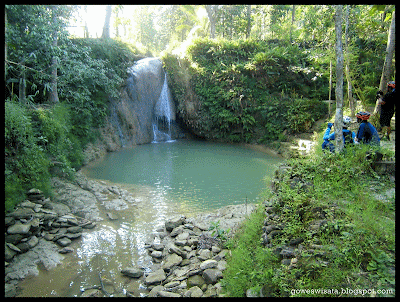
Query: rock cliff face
82 57 184 164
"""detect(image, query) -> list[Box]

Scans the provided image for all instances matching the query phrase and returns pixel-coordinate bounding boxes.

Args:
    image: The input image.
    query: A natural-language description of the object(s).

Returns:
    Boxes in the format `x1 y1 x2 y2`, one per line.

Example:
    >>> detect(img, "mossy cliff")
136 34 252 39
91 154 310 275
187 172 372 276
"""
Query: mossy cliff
162 38 328 143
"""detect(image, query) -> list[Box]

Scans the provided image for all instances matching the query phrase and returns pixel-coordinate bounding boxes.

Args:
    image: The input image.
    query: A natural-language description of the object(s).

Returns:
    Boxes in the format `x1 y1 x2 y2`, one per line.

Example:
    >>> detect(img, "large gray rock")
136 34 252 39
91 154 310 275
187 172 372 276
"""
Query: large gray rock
145 269 166 285
200 259 218 271
165 216 186 232
121 267 144 278
186 286 203 297
187 275 205 288
162 253 183 271
103 198 128 211
7 208 35 220
5 244 17 262
57 237 72 247
202 269 223 285
5 239 64 281
158 290 181 297
7 222 31 235
51 177 101 222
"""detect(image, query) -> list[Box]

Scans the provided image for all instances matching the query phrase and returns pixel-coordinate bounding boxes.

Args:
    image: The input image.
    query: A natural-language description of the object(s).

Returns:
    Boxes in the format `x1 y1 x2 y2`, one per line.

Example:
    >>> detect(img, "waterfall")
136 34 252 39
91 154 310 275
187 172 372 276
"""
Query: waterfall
152 73 175 143
110 57 181 146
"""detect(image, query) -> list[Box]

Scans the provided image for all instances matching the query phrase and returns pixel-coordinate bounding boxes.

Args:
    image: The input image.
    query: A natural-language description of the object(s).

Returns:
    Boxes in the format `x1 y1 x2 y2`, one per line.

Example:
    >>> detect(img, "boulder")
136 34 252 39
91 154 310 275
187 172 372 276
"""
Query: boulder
148 285 164 297
81 289 102 297
186 286 203 297
7 222 31 235
27 236 39 249
202 269 223 285
145 269 166 285
176 231 189 241
58 247 74 254
67 226 82 234
151 251 163 258
170 225 185 237
198 249 211 261
57 237 72 247
152 243 164 251
158 290 181 297
164 280 180 289
7 208 35 220
200 259 218 271
165 216 186 232
162 253 182 271
166 243 186 258
121 267 144 278
5 244 17 262
187 275 205 288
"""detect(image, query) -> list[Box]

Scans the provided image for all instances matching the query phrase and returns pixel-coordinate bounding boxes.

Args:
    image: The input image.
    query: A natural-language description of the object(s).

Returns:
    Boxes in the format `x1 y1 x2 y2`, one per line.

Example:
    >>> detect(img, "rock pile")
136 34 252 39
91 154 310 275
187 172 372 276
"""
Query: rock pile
120 215 235 297
5 188 96 297
5 189 96 262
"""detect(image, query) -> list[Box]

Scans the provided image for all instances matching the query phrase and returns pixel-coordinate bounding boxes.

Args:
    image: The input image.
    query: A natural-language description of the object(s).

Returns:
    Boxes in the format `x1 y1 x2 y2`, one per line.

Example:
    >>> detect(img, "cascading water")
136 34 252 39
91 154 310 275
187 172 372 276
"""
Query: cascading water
113 57 179 145
152 73 176 143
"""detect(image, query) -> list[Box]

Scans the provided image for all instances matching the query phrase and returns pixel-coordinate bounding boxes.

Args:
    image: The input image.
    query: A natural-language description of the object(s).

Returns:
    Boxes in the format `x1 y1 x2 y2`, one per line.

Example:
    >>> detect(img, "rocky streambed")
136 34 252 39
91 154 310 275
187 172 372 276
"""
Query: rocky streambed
5 171 256 297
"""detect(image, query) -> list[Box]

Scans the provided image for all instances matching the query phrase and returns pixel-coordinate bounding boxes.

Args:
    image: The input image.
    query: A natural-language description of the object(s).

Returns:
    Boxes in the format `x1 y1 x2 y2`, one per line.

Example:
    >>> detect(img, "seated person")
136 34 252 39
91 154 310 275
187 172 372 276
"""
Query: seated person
322 116 355 152
355 111 380 146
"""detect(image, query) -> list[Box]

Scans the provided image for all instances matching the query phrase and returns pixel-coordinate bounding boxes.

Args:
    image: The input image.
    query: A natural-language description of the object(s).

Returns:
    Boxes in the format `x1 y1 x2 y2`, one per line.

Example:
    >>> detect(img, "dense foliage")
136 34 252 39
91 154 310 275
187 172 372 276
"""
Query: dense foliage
5 5 143 211
164 38 329 143
221 140 395 297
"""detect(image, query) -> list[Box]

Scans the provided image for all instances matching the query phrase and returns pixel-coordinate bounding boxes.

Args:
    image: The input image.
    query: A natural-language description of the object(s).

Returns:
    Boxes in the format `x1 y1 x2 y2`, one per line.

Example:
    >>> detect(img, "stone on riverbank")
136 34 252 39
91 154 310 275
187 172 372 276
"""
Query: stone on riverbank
145 269 167 285
121 267 144 278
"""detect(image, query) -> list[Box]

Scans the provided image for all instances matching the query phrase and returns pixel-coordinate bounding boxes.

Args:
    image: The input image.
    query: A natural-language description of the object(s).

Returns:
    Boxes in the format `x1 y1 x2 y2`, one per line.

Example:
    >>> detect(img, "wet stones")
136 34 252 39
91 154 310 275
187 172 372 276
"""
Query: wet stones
118 207 254 297
5 188 96 264
143 216 229 297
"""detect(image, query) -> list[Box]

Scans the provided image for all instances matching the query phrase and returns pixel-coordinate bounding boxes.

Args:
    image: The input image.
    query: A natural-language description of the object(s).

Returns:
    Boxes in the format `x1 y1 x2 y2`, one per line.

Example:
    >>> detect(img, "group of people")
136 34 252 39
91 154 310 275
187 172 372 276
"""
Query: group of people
322 81 395 153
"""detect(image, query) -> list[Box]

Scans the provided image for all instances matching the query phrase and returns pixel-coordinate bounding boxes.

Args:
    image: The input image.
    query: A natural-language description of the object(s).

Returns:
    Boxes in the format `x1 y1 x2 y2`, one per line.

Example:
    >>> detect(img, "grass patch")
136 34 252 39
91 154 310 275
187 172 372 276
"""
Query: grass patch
221 135 395 297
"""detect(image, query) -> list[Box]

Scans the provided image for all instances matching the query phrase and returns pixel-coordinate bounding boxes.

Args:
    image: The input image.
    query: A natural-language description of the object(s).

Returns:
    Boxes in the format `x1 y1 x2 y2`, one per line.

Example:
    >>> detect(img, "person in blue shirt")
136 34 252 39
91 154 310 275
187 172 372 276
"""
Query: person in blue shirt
354 111 380 146
322 116 355 152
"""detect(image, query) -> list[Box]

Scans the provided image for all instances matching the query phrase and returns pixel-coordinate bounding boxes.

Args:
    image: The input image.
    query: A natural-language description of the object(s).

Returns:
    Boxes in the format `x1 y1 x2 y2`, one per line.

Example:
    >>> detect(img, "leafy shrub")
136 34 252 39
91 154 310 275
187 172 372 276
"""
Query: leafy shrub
5 100 51 211
165 38 328 142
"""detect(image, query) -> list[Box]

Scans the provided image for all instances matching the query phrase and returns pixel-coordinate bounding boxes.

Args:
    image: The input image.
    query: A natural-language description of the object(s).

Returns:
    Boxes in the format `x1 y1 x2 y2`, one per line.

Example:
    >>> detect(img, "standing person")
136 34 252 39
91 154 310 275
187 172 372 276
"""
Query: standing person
378 81 396 141
355 112 380 146
322 116 355 153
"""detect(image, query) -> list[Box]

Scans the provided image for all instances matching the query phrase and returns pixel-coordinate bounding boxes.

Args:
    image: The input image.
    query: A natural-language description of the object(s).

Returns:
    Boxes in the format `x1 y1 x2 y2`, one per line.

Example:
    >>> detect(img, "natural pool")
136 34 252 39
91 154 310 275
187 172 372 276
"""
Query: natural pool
83 140 283 212
16 140 283 297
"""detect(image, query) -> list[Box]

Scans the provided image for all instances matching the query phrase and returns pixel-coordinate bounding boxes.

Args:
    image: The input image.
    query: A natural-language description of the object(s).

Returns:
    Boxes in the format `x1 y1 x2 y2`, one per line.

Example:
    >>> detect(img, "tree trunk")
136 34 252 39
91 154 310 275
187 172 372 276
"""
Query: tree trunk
101 5 112 39
334 5 344 153
378 10 395 93
5 8 7 79
344 5 355 116
48 5 59 104
246 5 251 39
205 5 217 39
374 10 395 114
19 64 26 104
290 5 296 42
83 5 89 38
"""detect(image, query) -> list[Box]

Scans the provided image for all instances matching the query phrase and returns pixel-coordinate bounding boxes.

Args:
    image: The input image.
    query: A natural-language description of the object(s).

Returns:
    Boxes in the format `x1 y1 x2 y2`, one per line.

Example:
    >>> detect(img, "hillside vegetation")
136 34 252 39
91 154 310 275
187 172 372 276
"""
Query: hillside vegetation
220 138 395 297
5 38 144 212
163 37 384 143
